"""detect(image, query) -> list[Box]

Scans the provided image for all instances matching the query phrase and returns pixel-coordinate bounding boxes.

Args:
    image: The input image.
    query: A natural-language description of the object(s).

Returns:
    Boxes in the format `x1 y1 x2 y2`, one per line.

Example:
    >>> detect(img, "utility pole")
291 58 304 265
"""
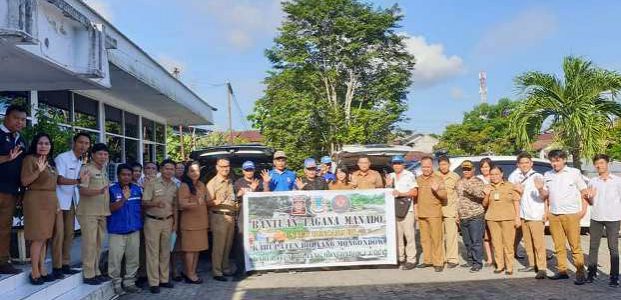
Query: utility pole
479 71 488 104
227 82 234 145
178 125 184 161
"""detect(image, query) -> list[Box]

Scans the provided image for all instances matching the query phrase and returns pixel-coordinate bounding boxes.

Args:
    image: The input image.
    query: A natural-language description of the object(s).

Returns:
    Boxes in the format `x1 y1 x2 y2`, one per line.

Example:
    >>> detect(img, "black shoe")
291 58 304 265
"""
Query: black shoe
29 273 44 285
135 276 148 288
535 271 546 279
52 268 65 280
184 276 203 284
493 269 505 274
0 263 21 274
150 286 160 294
172 274 183 282
434 266 444 272
548 273 570 280
401 262 416 270
41 274 56 282
213 276 228 282
460 263 472 268
574 274 586 285
159 282 174 288
518 266 536 273
61 265 80 275
96 275 111 283
417 263 432 269
446 263 459 269
469 266 482 273
83 277 100 285
586 273 596 283
609 277 619 287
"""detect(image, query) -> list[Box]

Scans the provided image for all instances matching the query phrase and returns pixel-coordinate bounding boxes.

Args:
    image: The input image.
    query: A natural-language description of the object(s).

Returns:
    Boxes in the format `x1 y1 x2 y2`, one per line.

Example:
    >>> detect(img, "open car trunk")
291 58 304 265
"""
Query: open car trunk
190 145 274 183
333 144 413 176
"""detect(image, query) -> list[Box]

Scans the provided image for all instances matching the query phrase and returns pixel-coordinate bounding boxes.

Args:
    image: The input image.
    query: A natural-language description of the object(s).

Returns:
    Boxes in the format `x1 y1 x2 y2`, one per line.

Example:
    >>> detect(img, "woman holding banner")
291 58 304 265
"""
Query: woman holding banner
329 168 354 190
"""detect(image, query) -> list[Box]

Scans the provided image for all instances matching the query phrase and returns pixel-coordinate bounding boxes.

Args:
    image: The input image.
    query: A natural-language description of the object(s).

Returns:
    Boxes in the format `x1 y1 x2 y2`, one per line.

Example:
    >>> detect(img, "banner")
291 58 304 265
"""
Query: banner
243 189 396 271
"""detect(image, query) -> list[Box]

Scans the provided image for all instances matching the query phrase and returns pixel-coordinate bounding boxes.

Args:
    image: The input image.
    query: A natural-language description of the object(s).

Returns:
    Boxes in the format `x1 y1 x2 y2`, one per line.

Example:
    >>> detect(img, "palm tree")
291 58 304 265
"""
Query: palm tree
510 56 621 170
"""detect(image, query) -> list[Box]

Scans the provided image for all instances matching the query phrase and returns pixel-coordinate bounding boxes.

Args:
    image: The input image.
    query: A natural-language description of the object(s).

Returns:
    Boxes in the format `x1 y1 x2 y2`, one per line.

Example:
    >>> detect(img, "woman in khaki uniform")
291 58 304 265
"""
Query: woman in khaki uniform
329 168 354 190
483 166 521 275
21 133 58 285
178 162 208 284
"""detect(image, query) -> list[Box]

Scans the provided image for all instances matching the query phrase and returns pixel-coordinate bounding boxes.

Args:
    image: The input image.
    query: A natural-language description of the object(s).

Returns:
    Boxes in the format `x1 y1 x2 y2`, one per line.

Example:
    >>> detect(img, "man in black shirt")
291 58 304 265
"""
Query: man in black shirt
295 158 329 191
0 105 27 274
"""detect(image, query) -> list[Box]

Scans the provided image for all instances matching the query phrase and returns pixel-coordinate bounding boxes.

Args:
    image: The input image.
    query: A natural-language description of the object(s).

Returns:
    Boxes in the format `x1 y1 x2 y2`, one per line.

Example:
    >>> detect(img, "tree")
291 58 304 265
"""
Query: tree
250 0 415 168
510 56 621 170
435 98 528 156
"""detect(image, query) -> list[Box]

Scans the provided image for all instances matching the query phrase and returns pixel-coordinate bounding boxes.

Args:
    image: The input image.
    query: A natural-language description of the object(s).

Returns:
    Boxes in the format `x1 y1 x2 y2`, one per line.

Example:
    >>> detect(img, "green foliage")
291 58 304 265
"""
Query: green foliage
166 127 250 161
435 98 528 156
250 0 415 169
23 108 74 155
510 56 621 169
606 120 621 160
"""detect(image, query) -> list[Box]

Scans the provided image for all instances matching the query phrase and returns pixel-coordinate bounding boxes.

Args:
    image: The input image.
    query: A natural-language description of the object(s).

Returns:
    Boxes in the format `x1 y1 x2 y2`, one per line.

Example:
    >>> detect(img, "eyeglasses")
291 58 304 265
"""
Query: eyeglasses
462 168 473 171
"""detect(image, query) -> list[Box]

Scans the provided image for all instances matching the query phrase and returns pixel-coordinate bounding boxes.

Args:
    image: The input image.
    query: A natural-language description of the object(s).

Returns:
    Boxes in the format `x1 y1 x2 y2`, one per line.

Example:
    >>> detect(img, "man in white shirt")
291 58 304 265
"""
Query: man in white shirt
386 156 418 270
585 154 621 287
535 149 588 284
52 132 91 278
509 152 547 280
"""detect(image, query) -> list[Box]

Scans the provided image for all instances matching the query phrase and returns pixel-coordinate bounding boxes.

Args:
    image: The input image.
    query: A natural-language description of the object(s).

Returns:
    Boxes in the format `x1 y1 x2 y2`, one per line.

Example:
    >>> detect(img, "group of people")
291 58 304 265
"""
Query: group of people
0 103 620 297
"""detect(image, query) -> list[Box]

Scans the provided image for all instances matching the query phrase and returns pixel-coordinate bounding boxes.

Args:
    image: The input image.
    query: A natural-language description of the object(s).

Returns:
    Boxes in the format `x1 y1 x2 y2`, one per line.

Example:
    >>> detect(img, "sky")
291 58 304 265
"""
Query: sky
83 0 621 134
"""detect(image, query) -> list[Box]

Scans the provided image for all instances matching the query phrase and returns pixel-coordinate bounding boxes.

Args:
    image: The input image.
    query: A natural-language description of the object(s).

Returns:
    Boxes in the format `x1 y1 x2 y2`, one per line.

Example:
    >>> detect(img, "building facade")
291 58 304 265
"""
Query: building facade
0 0 215 164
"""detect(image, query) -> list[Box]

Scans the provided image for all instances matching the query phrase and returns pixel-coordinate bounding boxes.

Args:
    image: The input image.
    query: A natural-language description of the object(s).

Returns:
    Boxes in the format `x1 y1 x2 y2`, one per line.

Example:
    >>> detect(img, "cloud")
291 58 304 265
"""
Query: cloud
450 87 465 100
187 0 283 50
476 8 557 55
156 54 187 76
83 0 113 21
403 35 465 87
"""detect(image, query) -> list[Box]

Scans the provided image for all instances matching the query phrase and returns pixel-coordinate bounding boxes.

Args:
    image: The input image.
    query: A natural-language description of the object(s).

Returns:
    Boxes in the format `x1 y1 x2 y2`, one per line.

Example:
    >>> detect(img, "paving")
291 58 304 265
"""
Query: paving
122 235 621 300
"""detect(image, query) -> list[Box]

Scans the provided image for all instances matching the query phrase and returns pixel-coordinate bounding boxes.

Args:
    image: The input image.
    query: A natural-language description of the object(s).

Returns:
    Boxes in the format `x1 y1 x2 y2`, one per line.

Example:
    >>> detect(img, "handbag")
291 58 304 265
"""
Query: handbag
395 197 411 218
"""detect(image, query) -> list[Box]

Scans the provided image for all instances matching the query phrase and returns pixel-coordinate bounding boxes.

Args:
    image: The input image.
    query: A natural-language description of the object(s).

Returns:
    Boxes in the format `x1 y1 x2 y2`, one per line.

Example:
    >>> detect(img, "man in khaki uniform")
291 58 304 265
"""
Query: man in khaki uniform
416 156 447 272
351 156 384 189
436 156 460 268
78 143 111 285
208 158 236 282
142 159 178 293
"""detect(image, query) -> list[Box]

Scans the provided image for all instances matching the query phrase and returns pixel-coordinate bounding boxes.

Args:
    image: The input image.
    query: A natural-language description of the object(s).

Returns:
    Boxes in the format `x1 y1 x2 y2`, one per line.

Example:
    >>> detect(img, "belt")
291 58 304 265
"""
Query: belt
146 214 172 221
212 210 237 217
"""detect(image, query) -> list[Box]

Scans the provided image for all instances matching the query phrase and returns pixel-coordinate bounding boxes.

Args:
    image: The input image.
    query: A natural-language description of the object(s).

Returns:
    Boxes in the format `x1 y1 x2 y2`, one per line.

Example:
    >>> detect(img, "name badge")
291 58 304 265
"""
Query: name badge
493 192 500 201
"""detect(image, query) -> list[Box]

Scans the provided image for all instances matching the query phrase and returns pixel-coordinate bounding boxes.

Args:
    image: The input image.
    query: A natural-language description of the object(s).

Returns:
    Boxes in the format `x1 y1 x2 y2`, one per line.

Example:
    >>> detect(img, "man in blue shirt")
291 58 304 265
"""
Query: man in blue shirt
319 156 336 183
268 151 296 191
107 164 143 295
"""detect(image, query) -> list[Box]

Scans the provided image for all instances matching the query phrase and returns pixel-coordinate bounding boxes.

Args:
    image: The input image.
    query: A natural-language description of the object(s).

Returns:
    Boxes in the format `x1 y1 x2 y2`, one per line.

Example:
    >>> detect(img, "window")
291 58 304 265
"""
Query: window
156 144 166 163
143 118 155 142
143 143 155 163
105 105 122 135
0 91 30 116
125 139 138 164
124 112 139 138
73 94 99 129
106 135 123 163
38 91 71 124
155 122 165 144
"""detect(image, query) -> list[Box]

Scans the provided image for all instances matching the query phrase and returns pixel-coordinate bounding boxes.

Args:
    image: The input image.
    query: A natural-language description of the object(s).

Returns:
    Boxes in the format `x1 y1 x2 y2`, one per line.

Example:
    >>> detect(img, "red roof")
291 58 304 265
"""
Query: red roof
532 133 554 151
233 130 264 143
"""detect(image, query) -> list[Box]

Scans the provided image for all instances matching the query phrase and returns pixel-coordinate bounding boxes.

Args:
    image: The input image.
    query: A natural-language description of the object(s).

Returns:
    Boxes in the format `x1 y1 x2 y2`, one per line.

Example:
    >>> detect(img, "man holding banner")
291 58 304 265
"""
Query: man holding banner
386 156 418 270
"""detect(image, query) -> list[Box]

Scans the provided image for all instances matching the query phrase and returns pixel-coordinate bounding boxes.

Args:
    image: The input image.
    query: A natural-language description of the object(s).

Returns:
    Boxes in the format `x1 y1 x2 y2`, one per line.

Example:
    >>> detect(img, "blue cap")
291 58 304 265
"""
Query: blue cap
320 156 332 164
304 158 317 169
242 161 255 170
391 155 405 164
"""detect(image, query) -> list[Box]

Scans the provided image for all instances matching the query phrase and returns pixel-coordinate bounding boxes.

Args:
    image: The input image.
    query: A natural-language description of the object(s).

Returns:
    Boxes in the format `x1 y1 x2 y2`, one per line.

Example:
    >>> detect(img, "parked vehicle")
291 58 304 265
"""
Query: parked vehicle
190 144 275 182
332 144 414 183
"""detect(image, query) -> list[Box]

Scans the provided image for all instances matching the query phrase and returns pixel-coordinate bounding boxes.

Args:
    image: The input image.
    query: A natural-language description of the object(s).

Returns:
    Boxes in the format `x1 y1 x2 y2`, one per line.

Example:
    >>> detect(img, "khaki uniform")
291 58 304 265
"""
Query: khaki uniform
207 176 236 277
416 175 447 267
485 181 519 272
21 155 59 241
142 177 177 287
77 163 110 279
437 171 460 265
351 170 384 189
329 181 354 190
